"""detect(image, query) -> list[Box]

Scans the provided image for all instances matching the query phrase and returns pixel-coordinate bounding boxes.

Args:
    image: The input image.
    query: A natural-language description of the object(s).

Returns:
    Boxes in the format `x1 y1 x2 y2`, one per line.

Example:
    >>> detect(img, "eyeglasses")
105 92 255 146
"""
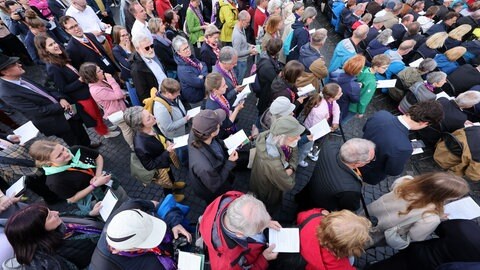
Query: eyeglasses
180 46 190 52
120 33 130 37
144 44 154 51
66 24 80 31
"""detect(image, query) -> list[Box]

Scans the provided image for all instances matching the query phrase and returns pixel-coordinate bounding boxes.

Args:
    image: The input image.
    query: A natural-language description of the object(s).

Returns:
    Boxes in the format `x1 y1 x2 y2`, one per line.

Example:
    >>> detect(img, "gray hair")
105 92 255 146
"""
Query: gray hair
455 90 480 108
224 194 271 237
219 46 237 64
172 36 189 52
147 17 162 34
301 6 317 23
311 28 328 45
132 33 151 48
418 58 437 73
123 106 145 131
376 28 393 45
292 1 304 13
353 3 366 13
340 138 376 164
426 71 447 85
353 24 369 39
238 10 250 21
267 0 282 14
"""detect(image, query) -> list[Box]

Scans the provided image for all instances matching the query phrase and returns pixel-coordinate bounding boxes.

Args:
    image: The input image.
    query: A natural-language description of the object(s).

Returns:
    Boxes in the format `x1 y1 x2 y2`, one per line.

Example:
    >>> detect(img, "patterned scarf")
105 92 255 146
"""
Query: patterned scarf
286 87 296 103
215 62 238 87
180 55 202 71
280 145 293 162
327 101 334 125
189 3 205 25
206 39 220 58
64 223 102 239
210 93 237 134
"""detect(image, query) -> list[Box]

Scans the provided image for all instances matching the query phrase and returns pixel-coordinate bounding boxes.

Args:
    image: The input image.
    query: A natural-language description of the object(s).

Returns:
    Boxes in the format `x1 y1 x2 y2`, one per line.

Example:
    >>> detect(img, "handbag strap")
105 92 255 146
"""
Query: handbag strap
395 213 425 229
0 156 35 167
360 189 372 221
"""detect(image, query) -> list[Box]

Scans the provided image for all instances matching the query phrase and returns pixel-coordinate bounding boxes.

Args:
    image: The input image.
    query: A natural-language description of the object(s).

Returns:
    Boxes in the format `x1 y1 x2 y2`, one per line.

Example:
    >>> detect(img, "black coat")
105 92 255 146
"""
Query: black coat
256 54 283 115
391 24 407 48
47 0 68 19
153 39 177 72
112 45 132 81
130 52 159 102
447 64 480 94
133 132 171 170
270 76 302 115
200 42 218 73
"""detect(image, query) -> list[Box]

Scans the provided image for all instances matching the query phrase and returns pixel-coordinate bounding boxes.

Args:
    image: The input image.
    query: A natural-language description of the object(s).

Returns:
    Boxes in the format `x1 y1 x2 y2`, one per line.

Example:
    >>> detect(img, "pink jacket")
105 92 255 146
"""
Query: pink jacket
29 0 52 17
88 77 127 119
304 99 340 129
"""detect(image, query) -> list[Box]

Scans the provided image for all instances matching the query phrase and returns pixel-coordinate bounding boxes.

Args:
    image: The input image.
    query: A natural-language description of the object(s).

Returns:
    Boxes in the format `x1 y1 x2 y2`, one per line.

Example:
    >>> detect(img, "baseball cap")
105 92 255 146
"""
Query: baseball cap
192 109 226 135
270 97 295 116
270 115 305 136
106 209 167 250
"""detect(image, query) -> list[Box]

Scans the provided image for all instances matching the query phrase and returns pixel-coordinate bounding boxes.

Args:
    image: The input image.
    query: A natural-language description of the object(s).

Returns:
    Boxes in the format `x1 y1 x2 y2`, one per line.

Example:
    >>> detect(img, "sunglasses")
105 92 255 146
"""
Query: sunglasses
144 44 154 51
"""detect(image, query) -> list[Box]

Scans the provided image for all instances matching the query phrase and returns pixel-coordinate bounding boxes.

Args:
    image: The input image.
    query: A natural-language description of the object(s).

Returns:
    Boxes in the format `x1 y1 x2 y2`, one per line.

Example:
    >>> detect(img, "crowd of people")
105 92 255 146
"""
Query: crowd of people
0 0 480 268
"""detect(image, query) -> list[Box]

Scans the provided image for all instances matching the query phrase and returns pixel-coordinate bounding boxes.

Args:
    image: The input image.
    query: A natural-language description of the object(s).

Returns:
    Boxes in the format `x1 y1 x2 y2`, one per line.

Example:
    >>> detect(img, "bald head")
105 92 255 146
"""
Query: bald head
398 40 416 54
353 24 369 40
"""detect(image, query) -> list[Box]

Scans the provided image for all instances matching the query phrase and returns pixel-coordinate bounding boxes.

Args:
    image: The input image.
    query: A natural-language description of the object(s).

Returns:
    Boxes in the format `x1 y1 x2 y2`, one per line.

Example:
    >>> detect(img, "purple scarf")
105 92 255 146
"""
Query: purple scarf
210 93 237 134
180 55 202 71
215 62 238 87
64 223 102 239
189 3 205 25
280 145 293 162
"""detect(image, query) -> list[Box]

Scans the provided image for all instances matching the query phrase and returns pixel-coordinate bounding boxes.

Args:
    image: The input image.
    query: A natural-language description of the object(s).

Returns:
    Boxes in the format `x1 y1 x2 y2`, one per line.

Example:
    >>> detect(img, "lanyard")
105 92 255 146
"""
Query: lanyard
79 36 103 57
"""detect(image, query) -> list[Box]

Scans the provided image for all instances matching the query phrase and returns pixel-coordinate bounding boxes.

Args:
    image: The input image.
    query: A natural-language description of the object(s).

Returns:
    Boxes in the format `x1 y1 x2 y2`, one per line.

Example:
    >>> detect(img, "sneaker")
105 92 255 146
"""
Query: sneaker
173 181 186 189
103 130 121 138
108 125 118 131
298 160 309 167
174 194 185 202
308 151 319 162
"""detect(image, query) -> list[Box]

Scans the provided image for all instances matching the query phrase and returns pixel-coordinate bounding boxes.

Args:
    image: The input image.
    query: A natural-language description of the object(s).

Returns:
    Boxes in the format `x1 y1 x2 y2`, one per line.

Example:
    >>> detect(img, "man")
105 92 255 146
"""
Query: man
391 14 414 48
253 0 268 38
425 11 459 36
379 2 403 29
65 0 109 43
328 24 368 73
130 1 152 41
298 29 328 72
436 0 453 20
48 0 69 20
366 0 384 17
360 100 444 185
200 191 281 270
212 46 242 106
0 54 91 146
87 0 116 26
383 39 416 79
365 16 386 46
130 33 167 102
232 10 257 84
417 6 437 34
296 138 376 212
60 15 119 74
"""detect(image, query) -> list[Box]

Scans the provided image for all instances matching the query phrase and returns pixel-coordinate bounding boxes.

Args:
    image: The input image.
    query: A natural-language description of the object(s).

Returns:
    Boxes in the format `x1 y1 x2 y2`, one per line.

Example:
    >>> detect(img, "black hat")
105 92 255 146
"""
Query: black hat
0 54 19 71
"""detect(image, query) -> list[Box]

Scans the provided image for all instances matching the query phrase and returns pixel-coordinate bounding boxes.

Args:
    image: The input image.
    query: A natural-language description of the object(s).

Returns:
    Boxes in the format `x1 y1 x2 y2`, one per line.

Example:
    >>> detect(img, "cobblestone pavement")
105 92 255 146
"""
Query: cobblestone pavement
2 6 479 269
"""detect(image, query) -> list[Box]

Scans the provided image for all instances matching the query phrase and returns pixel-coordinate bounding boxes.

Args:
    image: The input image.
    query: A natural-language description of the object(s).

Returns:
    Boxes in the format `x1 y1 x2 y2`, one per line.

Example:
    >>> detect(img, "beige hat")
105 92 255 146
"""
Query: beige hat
204 25 220 37
270 115 305 137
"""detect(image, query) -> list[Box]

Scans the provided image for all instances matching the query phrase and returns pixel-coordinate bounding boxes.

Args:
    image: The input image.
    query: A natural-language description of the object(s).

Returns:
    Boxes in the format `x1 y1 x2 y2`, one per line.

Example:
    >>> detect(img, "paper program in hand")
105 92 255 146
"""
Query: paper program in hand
297 84 316 96
444 196 480 220
6 176 26 197
187 107 201 118
224 130 249 155
268 228 300 253
14 121 39 145
99 189 118 221
178 251 204 270
233 85 251 107
376 79 397 88
173 134 189 149
309 119 331 141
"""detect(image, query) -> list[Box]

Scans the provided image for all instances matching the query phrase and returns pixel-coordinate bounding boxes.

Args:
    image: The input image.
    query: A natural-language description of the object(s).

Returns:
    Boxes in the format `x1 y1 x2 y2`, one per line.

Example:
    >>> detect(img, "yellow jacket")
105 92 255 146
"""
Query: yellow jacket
219 0 238 42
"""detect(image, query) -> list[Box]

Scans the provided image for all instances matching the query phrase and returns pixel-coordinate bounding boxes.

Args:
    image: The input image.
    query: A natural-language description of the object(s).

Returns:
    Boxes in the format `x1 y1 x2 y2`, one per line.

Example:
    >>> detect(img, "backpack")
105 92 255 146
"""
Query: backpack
283 30 295 56
213 1 224 29
143 87 172 116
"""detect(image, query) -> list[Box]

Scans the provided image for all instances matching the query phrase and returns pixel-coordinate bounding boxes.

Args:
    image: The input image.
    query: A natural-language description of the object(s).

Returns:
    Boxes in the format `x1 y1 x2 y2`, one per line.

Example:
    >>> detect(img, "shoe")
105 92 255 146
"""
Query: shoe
298 160 308 167
308 152 319 162
174 194 185 202
104 130 121 138
108 125 118 131
89 142 102 149
173 181 186 189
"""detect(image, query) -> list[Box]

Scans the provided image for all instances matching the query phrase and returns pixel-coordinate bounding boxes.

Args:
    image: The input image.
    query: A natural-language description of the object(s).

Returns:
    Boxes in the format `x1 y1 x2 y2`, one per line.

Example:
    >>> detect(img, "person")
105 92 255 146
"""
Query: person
329 54 365 122
0 54 92 147
88 0 116 26
250 115 305 214
148 17 177 78
79 62 133 149
425 11 459 36
366 219 480 270
361 100 444 185
303 83 342 135
365 172 469 248
366 29 393 58
259 96 296 131
185 0 208 46
65 0 110 44
253 0 268 38
199 191 281 269
391 14 414 47
391 58 437 101
433 46 466 75
383 40 416 79
130 33 168 102
438 91 480 132
154 0 172 21
365 16 386 46
402 22 426 51
35 34 120 140
123 106 186 202
212 46 242 106
295 138 376 212
296 209 372 270
164 10 182 40
417 32 448 59
434 125 480 181
286 6 317 62
447 64 480 95
380 2 403 29
399 71 447 113
173 35 208 108
270 60 306 116
298 29 327 72
296 58 328 91
232 10 257 83
260 15 283 53
5 204 102 269
444 24 471 50
130 1 153 41
201 24 221 72
280 1 304 63
218 0 238 46
90 199 191 270
140 0 157 20
328 24 369 73
188 109 238 204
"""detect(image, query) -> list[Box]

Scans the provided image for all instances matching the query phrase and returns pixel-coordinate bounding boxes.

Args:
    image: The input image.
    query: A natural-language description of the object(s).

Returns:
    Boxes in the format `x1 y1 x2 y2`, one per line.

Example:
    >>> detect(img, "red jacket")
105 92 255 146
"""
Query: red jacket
199 191 269 270
155 0 172 20
297 209 355 270
253 8 267 37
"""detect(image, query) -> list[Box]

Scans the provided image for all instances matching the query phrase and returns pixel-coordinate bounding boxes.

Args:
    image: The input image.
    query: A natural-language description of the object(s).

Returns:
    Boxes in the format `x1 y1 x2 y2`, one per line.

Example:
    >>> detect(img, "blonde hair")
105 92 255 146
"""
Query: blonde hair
316 210 372 258
29 140 60 167
448 24 472 40
394 172 470 216
265 15 282 34
444 46 466 61
425 32 448 49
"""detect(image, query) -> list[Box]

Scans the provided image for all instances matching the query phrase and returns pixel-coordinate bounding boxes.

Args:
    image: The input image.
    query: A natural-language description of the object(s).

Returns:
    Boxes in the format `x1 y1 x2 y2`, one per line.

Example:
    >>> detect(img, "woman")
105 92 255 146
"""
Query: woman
417 32 448 59
123 106 185 202
24 10 62 65
218 0 238 45
204 72 244 139
329 54 365 122
444 24 471 50
5 204 102 269
287 6 317 62
280 1 303 63
200 25 221 72
188 109 238 204
366 172 469 249
297 209 371 270
433 46 466 75
185 0 208 45
250 115 305 214
256 38 284 116
164 9 182 41
270 60 306 116
367 29 393 59
34 34 120 140
260 15 283 52
79 63 133 150
155 0 173 21
148 18 177 78
172 36 208 108
140 0 158 20
267 0 282 16
399 71 447 113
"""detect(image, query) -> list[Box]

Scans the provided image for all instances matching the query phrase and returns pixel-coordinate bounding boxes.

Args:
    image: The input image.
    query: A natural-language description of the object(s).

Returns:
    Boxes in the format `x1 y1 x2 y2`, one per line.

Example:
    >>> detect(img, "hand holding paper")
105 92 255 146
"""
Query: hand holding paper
173 134 189 149
99 189 118 221
6 176 26 197
233 85 251 107
309 119 331 141
224 130 249 155
297 84 316 96
14 121 39 145
242 74 256 86
268 228 300 253
444 197 480 220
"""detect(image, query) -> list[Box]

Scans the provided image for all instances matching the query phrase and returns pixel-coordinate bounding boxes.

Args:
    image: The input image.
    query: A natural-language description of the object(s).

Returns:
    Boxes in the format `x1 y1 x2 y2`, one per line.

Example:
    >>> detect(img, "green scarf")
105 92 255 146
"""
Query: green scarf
43 149 96 175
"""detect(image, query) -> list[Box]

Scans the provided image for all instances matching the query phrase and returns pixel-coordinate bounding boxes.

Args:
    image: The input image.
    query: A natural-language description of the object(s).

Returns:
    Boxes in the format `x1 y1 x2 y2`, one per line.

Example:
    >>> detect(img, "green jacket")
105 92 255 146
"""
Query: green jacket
186 8 204 44
349 67 377 114
219 0 238 42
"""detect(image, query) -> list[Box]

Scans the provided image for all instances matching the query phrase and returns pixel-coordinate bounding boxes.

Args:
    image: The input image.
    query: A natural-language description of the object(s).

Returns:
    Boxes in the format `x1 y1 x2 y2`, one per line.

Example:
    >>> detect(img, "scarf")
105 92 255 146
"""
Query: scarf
206 39 220 58
189 3 205 25
280 145 293 162
153 34 172 47
327 101 334 125
215 62 238 87
210 93 237 134
43 149 96 175
286 87 296 103
180 55 202 71
425 82 435 93
64 223 102 239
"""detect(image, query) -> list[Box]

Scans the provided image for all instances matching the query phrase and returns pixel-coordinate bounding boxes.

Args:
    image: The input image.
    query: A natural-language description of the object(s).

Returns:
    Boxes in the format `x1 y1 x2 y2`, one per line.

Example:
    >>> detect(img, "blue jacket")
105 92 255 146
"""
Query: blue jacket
367 39 390 58
328 38 357 73
329 69 360 120
434 54 459 75
384 49 406 79
298 43 321 72
360 111 412 185
331 0 345 29
175 54 208 104
112 45 132 81
286 21 310 62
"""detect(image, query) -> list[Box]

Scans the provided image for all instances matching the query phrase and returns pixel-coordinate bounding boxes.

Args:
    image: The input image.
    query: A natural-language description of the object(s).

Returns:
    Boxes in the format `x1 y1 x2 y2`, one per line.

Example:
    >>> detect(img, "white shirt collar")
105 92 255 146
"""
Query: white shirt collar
397 115 411 130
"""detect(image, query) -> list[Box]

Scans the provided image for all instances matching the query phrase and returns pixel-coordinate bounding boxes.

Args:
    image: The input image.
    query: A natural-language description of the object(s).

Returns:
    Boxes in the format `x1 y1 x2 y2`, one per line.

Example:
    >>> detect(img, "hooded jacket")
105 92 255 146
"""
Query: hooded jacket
219 0 238 42
298 43 322 72
384 49 406 79
174 54 208 104
329 69 361 120
434 54 459 75
286 21 310 62
256 53 283 115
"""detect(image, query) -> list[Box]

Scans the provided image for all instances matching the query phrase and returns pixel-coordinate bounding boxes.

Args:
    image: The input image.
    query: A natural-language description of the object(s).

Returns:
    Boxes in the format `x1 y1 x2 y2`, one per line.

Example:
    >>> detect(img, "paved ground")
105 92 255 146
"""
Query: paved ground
2 5 480 269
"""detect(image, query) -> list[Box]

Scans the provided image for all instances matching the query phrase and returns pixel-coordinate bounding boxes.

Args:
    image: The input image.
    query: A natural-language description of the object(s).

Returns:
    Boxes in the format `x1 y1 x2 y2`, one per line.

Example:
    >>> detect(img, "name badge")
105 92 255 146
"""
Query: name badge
102 57 110 66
